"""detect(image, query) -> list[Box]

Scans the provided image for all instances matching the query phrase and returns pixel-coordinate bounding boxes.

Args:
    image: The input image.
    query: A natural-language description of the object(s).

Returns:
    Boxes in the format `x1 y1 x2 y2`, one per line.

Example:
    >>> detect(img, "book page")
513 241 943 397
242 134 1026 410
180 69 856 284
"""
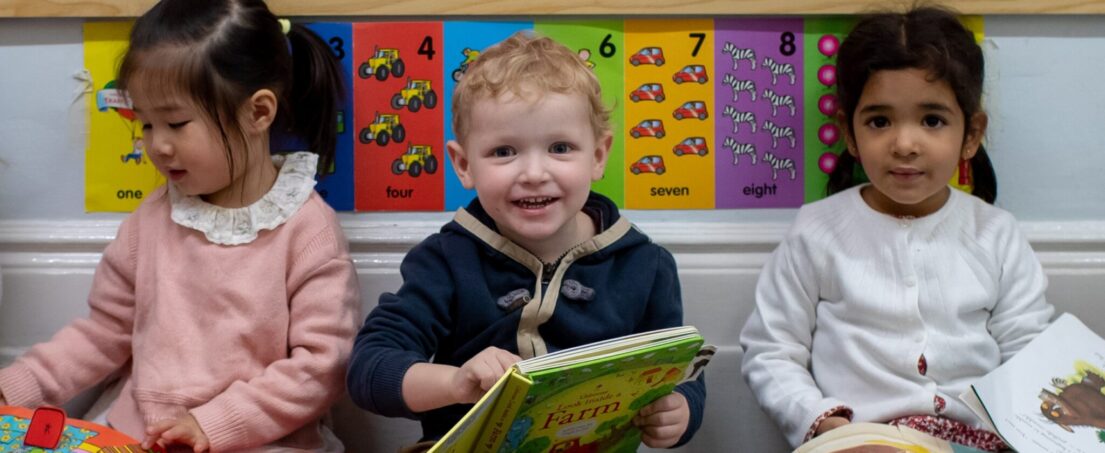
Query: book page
430 371 514 453
794 422 955 453
964 313 1105 453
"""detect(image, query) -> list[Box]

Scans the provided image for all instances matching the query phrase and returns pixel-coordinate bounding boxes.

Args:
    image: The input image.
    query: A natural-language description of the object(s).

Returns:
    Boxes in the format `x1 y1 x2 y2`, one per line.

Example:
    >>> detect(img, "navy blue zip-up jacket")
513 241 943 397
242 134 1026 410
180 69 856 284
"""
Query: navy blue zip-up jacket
348 192 705 446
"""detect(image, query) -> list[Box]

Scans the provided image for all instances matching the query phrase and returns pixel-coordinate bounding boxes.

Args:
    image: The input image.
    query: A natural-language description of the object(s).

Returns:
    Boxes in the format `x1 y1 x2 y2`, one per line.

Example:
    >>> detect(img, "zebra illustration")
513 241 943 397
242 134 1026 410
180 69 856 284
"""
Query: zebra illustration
722 41 756 70
762 120 797 149
722 105 757 134
763 152 797 181
762 88 796 117
762 56 797 85
722 74 756 102
723 137 757 166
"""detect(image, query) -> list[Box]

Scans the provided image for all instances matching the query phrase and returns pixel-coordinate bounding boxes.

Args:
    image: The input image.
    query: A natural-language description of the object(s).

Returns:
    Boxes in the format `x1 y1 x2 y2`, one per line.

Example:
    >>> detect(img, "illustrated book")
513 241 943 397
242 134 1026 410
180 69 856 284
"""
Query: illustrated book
428 325 714 453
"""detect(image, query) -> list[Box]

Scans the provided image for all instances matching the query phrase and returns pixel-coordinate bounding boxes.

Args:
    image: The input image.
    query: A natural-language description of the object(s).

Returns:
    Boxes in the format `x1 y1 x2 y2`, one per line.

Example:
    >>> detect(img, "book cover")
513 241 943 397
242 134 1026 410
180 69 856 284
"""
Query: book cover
960 313 1105 453
430 326 712 453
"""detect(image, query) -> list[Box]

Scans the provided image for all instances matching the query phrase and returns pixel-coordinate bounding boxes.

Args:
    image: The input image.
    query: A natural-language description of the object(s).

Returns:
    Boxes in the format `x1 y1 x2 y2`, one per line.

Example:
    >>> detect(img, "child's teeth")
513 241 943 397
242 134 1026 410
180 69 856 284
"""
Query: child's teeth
518 197 552 207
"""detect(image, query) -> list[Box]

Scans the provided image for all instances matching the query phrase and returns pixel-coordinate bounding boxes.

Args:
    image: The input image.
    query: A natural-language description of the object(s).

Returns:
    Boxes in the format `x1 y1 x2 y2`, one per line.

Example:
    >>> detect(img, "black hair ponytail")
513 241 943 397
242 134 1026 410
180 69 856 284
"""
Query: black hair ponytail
969 146 997 204
286 24 345 177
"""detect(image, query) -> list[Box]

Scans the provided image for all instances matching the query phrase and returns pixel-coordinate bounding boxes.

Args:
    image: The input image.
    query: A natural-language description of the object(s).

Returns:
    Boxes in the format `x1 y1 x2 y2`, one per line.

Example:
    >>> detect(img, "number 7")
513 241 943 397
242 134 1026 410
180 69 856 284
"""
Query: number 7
689 33 706 57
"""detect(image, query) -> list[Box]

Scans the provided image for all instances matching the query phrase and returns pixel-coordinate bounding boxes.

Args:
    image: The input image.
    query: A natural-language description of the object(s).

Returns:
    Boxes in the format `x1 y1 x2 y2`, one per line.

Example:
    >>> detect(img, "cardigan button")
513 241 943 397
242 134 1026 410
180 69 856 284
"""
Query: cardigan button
934 395 947 413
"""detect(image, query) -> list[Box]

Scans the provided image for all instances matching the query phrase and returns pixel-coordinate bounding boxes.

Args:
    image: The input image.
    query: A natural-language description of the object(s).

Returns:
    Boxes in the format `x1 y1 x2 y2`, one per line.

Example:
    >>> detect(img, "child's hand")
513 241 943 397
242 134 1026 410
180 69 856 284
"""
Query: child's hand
141 413 210 453
451 346 521 404
633 392 690 448
815 416 850 436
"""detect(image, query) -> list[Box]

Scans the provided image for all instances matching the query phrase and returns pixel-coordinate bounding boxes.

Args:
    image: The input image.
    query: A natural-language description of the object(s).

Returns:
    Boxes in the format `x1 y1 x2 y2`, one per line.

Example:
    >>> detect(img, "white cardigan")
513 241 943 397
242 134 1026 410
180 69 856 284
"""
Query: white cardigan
740 185 1054 447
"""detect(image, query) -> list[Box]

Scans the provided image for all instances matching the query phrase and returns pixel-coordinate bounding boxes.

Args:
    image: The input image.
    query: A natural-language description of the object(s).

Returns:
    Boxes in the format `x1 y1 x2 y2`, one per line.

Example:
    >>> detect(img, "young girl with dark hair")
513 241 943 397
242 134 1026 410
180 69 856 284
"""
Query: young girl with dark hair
740 6 1054 452
0 1 359 451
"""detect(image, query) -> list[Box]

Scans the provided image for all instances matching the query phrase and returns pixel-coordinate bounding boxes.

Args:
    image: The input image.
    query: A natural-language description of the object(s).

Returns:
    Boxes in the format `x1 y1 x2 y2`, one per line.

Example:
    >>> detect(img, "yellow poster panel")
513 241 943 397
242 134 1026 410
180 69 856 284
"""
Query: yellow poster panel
624 19 715 209
84 22 164 212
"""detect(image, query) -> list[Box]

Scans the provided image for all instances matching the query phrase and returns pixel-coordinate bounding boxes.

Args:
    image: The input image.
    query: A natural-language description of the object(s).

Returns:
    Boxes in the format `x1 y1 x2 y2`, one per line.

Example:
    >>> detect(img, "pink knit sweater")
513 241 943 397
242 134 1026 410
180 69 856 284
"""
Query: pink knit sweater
0 187 360 451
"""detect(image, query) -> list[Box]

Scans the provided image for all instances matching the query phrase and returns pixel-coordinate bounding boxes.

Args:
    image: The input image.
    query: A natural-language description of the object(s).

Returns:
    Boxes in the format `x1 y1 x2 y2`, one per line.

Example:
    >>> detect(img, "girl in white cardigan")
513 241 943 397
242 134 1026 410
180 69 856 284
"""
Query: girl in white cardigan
739 6 1054 452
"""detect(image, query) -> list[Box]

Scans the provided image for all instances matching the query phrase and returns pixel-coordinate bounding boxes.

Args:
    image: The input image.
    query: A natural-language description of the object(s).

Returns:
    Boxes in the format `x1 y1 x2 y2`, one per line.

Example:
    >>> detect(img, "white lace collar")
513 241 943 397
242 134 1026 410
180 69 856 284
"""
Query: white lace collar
169 152 318 245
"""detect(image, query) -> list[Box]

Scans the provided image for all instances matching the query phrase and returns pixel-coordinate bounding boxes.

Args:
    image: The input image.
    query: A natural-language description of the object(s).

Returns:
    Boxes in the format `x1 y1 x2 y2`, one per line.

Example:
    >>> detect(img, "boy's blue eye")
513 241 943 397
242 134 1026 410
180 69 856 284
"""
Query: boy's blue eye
549 142 573 154
491 146 515 157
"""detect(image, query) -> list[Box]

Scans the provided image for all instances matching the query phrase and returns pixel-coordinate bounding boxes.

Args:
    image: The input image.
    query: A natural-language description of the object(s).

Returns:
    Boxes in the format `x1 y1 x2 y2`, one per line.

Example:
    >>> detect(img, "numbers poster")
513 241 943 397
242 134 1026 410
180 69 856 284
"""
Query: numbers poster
83 17 982 212
84 21 165 212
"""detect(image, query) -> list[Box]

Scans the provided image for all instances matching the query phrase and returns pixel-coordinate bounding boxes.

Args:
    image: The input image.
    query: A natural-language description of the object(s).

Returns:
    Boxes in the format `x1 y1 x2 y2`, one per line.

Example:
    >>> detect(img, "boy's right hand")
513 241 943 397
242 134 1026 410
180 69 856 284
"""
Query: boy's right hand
451 347 521 404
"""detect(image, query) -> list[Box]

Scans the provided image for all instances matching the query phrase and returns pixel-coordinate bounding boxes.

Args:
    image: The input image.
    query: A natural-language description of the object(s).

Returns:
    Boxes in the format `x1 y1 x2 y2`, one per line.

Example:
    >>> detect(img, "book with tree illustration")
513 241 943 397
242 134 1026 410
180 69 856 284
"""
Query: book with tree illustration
960 313 1105 453
427 326 714 453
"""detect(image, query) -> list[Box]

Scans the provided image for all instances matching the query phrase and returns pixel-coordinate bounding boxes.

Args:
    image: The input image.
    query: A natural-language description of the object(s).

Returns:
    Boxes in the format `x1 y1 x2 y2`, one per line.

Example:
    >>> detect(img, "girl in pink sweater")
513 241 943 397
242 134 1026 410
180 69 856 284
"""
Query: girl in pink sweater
0 1 359 451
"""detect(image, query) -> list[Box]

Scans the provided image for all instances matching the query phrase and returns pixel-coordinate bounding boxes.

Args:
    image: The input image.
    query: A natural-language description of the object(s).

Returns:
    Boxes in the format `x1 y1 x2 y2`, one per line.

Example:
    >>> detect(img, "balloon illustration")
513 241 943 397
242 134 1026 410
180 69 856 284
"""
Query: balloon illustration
96 80 136 121
818 152 838 174
818 65 837 87
818 94 839 116
818 123 841 146
818 35 840 57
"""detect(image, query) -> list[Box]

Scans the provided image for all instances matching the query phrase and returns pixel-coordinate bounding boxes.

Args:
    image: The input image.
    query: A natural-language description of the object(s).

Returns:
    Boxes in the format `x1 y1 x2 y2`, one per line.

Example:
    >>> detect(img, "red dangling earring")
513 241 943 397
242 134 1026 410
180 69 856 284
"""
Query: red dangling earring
958 158 971 186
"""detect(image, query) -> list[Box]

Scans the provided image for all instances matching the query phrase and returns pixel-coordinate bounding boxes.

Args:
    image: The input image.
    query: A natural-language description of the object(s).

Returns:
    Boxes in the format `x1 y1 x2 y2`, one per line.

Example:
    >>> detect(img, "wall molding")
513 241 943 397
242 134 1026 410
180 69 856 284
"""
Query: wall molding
1 219 1103 270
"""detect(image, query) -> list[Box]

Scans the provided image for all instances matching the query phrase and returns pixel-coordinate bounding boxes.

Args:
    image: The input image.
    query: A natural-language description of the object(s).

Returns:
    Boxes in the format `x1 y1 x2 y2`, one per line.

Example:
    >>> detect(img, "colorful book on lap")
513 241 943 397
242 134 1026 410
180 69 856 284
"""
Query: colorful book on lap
0 405 162 452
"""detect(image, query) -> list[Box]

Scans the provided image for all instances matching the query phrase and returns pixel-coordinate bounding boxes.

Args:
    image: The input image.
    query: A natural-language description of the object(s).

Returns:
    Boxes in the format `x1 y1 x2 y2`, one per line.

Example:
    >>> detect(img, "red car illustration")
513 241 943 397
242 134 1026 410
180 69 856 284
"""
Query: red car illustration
673 137 709 157
673 65 708 84
629 119 666 139
673 101 709 120
630 155 666 175
629 47 665 66
629 83 665 103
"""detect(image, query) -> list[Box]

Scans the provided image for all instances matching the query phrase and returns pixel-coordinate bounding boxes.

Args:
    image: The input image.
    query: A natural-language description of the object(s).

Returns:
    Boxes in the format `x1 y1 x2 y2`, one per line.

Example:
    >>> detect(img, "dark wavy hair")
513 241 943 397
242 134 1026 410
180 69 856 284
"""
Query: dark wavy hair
827 5 996 203
117 0 344 182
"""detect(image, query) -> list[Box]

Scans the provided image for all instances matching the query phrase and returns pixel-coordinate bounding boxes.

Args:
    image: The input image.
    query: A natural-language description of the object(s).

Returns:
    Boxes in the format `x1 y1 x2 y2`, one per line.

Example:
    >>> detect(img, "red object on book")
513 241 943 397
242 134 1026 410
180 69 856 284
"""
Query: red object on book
24 406 67 449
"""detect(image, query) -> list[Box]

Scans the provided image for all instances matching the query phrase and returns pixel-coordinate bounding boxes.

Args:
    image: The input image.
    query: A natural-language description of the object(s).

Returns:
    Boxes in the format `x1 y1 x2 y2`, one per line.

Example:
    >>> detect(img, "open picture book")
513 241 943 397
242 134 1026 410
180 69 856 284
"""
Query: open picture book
960 313 1105 453
428 325 714 453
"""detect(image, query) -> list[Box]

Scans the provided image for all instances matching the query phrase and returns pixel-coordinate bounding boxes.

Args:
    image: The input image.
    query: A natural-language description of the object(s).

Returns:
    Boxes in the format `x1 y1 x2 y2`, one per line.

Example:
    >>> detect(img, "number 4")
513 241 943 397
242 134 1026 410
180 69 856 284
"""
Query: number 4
418 36 436 60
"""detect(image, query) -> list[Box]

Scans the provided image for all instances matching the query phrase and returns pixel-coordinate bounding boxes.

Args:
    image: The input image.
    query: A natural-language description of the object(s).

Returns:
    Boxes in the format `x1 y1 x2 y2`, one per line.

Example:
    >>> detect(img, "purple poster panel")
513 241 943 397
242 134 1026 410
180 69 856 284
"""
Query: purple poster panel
714 19 804 208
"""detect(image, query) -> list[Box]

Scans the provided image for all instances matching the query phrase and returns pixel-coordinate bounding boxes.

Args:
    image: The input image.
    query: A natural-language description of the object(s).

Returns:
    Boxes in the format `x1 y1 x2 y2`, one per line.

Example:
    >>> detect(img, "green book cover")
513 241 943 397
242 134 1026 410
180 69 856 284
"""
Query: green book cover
430 326 712 453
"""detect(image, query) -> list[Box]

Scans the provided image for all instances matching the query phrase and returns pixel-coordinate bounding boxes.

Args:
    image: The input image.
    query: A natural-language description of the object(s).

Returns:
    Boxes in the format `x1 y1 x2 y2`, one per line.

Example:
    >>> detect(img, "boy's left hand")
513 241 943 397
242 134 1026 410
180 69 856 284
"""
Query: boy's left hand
142 413 210 453
633 392 690 448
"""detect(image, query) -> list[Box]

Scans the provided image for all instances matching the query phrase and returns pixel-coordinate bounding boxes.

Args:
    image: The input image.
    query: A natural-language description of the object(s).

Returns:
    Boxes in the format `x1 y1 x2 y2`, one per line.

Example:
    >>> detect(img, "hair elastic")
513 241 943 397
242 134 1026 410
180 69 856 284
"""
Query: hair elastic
278 18 291 35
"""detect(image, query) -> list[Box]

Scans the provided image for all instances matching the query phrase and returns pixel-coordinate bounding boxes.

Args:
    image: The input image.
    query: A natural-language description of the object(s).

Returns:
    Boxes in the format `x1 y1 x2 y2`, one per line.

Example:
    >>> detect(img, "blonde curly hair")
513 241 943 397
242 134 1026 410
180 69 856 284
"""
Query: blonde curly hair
451 31 611 142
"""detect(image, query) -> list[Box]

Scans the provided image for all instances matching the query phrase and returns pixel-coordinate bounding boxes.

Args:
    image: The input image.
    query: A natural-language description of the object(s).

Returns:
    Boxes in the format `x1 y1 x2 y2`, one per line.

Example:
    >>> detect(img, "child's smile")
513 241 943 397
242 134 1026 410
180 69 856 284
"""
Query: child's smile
514 196 559 210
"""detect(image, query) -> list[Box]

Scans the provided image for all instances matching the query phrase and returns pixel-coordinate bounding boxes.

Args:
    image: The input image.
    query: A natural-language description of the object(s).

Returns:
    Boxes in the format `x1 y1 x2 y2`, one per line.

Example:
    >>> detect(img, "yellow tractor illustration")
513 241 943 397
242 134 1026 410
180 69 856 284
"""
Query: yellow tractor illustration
359 47 406 81
391 144 439 177
358 112 406 146
390 78 439 113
